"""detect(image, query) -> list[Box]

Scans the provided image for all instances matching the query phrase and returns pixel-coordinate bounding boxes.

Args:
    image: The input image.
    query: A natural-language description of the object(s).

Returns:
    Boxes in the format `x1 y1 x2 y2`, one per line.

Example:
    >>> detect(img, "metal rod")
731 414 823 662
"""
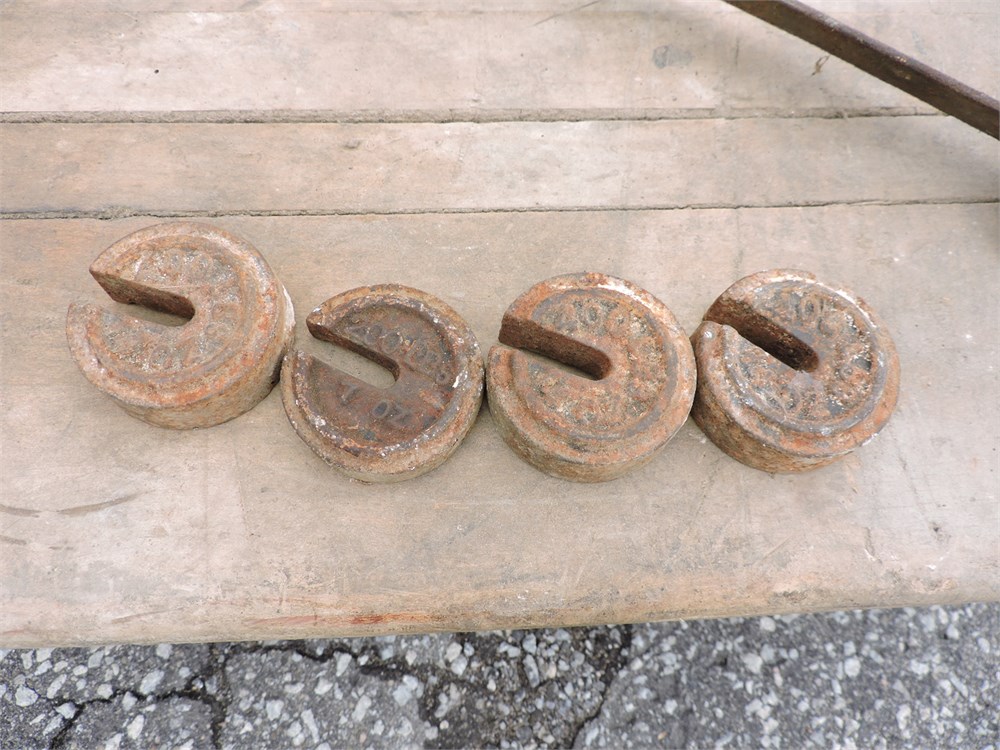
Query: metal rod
723 0 999 139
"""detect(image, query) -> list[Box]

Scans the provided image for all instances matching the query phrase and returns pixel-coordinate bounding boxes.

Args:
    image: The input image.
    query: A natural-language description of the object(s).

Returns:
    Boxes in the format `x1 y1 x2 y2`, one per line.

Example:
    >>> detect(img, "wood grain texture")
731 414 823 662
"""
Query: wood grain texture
2 117 997 217
1 203 997 646
2 1 997 117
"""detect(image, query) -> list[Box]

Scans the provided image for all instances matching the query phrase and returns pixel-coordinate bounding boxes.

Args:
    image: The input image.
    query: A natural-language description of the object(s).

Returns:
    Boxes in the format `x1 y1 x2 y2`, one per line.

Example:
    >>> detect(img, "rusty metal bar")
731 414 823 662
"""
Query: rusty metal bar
723 0 999 139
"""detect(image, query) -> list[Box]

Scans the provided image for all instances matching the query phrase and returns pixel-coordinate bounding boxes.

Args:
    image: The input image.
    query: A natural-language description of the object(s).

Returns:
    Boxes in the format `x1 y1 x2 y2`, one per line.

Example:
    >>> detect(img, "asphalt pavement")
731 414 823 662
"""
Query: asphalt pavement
2 603 997 749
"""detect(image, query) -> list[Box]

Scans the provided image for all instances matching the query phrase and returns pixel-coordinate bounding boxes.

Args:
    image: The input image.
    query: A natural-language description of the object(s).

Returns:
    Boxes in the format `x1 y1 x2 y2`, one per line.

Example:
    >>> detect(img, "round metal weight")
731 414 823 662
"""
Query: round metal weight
486 272 696 482
66 222 295 429
281 285 484 482
691 269 900 472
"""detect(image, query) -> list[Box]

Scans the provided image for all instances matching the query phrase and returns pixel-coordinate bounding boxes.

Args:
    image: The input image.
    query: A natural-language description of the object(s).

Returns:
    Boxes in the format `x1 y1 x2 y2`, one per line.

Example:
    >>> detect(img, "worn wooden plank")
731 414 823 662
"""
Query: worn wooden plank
1 202 996 646
2 2 996 117
2 117 997 217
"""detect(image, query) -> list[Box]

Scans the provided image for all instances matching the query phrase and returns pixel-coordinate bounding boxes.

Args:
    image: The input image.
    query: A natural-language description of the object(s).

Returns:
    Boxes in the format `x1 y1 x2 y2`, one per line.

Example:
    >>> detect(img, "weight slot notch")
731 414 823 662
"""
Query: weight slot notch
306 318 399 389
497 316 610 382
95 275 196 328
704 303 819 373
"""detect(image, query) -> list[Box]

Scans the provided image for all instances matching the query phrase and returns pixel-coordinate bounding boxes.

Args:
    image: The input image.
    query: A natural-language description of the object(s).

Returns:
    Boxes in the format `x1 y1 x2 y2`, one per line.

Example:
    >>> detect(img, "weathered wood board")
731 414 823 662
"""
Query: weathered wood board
2 119 997 216
1 0 997 646
2 1 996 118
2 201 997 646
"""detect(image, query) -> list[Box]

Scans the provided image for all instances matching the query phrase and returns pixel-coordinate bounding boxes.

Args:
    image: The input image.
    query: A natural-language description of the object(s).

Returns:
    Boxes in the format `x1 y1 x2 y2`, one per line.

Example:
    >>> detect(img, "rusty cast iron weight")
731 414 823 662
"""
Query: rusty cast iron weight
66 222 295 429
691 269 900 472
281 285 484 482
487 273 696 482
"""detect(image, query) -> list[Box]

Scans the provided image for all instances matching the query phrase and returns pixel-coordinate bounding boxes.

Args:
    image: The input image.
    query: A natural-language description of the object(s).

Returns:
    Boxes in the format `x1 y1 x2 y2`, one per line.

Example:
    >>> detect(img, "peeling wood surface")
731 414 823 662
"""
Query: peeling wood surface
0 0 997 647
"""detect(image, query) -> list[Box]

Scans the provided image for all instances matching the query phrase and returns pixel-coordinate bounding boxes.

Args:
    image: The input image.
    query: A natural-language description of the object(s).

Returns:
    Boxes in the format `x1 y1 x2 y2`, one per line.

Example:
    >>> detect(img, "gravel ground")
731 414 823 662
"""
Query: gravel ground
1 604 997 749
